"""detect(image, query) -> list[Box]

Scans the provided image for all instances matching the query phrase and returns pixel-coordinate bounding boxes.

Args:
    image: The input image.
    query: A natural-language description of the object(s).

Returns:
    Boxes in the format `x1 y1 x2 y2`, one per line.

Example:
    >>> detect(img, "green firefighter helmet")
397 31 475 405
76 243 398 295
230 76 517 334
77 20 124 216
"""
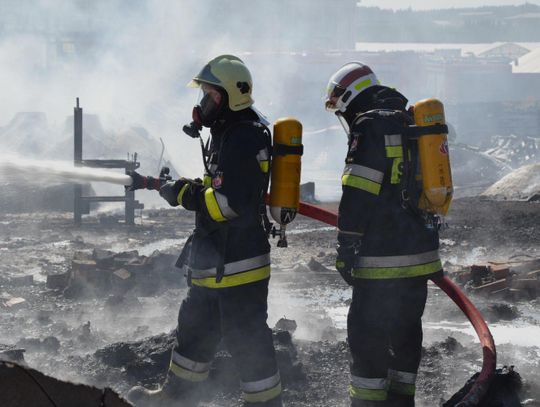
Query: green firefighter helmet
188 54 254 111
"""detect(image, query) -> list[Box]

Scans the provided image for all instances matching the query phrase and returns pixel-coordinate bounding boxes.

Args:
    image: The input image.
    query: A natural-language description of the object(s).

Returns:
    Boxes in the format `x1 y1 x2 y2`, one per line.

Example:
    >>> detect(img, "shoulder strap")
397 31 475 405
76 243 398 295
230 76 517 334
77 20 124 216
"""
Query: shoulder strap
404 124 448 138
353 109 413 127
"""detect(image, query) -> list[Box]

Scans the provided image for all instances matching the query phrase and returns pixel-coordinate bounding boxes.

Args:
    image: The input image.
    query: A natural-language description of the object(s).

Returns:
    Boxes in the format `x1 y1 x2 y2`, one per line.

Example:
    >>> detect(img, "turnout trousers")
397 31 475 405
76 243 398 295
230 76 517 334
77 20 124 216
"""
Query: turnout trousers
348 278 428 406
169 278 282 405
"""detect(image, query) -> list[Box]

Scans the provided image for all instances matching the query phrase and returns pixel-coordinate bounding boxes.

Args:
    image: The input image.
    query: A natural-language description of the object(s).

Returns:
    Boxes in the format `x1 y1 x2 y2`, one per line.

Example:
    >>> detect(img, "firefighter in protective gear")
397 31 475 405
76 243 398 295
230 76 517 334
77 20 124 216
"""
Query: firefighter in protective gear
127 55 281 407
325 62 444 407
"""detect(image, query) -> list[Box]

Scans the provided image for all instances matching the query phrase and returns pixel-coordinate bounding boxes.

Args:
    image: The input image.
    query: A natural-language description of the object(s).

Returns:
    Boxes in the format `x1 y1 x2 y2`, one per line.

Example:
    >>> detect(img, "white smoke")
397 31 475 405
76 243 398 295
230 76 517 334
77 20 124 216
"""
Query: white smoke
360 0 540 9
0 153 133 186
0 0 341 183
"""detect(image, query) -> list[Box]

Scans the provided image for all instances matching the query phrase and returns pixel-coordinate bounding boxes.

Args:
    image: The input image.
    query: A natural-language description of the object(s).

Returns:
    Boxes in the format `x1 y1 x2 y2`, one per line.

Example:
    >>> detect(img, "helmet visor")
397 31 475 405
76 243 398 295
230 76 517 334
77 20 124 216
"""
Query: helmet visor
325 84 346 112
188 63 222 88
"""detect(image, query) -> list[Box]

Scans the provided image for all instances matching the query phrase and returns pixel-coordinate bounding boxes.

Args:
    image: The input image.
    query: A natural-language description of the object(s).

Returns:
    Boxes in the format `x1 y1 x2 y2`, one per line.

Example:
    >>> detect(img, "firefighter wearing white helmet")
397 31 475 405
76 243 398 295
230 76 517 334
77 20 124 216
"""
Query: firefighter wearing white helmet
127 55 281 406
325 62 444 407
325 62 380 135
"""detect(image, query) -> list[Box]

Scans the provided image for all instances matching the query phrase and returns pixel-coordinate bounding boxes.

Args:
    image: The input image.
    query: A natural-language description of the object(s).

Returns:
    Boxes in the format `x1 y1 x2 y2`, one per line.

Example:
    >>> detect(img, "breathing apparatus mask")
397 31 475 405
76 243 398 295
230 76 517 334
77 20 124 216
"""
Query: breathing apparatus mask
183 83 227 138
325 84 353 138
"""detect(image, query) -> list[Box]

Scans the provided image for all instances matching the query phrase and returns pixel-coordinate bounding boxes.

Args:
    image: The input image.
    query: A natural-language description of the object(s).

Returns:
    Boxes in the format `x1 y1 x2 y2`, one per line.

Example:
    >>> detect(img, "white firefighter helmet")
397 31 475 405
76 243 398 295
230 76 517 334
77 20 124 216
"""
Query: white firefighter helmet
325 62 380 113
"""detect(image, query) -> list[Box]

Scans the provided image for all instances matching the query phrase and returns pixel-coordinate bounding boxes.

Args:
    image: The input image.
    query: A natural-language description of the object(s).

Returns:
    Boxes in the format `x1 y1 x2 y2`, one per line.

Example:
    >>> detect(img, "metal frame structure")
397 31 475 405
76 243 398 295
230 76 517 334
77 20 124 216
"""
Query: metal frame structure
73 98 143 225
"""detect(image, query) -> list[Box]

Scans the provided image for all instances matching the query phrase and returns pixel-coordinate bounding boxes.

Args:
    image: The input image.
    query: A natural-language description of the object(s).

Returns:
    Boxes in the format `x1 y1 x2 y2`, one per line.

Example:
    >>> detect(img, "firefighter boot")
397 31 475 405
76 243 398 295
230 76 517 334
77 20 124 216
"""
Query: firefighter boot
387 393 414 407
243 394 283 407
351 400 393 407
126 371 200 407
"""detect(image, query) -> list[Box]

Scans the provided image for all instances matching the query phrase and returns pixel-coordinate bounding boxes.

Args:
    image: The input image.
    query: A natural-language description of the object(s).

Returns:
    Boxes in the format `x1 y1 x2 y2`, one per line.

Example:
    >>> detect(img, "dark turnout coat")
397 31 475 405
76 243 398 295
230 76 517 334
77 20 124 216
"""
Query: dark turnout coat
338 87 443 280
174 108 272 288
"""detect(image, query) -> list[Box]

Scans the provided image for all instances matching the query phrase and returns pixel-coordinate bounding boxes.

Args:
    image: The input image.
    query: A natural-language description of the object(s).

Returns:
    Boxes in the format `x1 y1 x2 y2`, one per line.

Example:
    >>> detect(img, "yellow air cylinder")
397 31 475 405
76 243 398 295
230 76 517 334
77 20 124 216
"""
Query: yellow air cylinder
414 98 453 216
269 118 303 247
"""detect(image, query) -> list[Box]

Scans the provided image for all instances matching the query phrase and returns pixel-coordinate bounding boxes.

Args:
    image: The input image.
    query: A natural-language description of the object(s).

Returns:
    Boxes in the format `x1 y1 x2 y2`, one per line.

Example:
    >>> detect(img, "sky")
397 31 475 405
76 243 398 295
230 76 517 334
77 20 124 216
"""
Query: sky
359 0 540 9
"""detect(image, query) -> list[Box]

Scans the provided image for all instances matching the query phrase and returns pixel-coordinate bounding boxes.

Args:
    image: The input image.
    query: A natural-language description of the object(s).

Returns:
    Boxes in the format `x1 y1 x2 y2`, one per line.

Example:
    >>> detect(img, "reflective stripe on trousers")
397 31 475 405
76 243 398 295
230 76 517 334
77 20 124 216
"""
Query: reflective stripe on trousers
388 369 417 396
169 350 211 382
353 250 442 279
349 375 388 401
241 371 282 403
190 253 271 288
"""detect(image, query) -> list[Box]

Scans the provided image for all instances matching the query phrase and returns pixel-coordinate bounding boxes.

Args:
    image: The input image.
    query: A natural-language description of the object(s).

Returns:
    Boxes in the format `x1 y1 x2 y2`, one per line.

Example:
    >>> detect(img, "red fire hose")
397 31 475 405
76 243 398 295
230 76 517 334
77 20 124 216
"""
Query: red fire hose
298 201 496 406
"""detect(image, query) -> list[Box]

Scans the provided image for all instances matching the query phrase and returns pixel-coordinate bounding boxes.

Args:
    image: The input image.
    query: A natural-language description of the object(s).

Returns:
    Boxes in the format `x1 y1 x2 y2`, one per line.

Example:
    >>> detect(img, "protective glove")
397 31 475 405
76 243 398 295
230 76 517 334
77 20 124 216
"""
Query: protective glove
126 171 161 191
336 252 355 286
159 179 186 206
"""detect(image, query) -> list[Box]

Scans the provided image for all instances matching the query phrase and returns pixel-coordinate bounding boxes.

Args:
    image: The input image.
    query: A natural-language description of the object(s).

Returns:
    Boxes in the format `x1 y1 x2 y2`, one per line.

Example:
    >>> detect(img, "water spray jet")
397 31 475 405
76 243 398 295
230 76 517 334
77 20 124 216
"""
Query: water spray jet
0 155 134 187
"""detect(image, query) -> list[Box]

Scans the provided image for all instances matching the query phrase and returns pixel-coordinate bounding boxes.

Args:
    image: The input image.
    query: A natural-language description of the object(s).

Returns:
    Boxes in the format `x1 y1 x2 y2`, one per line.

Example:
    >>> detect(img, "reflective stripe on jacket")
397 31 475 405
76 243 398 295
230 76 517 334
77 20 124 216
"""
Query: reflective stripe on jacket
353 250 442 279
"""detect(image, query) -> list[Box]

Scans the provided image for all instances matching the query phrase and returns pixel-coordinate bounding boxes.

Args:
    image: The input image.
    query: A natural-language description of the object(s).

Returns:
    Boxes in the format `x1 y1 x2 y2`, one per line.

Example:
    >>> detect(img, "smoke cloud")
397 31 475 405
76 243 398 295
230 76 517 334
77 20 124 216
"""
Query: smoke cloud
2 1 538 201
0 0 342 183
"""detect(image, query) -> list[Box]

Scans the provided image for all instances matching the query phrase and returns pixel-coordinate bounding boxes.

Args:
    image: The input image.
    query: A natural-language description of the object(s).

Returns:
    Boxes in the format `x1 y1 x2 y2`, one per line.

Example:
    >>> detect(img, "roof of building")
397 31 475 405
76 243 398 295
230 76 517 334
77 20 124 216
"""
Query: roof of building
513 47 540 73
478 42 530 58
355 42 540 57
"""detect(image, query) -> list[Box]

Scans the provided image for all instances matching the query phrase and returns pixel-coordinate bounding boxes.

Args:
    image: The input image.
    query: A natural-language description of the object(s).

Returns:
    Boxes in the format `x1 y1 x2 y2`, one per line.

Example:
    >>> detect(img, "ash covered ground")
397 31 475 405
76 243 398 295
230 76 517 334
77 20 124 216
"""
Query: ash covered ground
1 197 539 406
